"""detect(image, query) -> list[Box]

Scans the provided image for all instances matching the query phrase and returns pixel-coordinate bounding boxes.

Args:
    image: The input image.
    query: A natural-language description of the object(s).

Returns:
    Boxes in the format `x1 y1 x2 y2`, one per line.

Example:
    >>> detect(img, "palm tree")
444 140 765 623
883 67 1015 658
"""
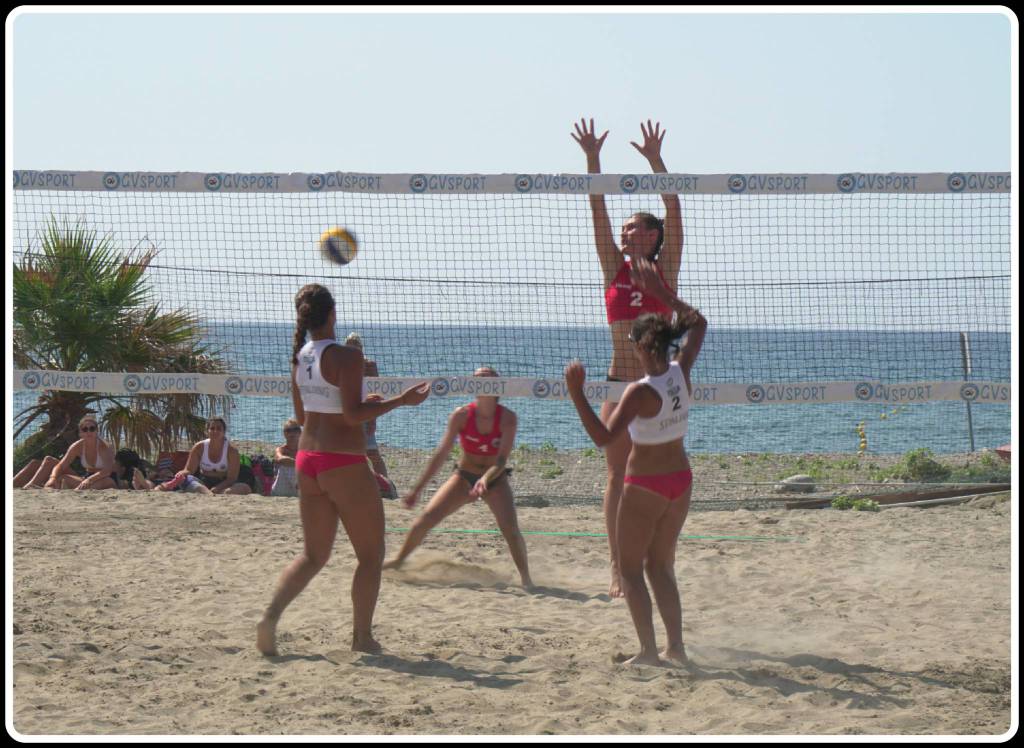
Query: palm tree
13 217 232 465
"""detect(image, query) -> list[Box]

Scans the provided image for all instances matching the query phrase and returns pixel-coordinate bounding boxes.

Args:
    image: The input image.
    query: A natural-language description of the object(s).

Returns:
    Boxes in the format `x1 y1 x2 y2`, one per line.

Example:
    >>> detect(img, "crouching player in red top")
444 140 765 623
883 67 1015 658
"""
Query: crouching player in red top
384 367 533 589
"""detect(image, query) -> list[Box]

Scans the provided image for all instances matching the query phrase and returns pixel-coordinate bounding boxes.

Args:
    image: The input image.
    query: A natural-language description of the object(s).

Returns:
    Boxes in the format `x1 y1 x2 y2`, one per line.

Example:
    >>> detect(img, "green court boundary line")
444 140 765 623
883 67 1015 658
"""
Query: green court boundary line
386 528 803 543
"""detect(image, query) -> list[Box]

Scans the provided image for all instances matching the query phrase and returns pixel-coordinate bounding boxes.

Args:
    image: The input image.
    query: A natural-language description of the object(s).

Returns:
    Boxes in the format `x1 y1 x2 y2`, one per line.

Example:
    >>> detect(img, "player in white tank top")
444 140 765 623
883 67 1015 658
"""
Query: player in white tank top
627 360 689 445
258 283 430 660
296 338 346 414
566 258 708 668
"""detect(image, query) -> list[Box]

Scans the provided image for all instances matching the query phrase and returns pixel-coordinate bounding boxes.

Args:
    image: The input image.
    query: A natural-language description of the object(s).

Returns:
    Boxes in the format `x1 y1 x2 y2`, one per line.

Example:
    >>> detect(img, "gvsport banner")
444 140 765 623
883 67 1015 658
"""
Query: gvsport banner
13 371 1012 405
12 171 1011 195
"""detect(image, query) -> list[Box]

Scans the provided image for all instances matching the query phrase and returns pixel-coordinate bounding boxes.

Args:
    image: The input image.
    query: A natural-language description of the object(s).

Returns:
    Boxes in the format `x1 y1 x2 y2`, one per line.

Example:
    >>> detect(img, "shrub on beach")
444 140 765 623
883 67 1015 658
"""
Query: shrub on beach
851 499 880 512
873 448 1010 485
830 496 879 512
947 451 1011 483
878 448 952 483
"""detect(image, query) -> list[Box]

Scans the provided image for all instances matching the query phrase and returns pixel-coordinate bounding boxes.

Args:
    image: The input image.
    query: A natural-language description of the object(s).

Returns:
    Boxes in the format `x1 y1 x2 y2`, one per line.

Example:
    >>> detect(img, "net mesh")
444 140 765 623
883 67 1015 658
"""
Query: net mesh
12 172 1012 460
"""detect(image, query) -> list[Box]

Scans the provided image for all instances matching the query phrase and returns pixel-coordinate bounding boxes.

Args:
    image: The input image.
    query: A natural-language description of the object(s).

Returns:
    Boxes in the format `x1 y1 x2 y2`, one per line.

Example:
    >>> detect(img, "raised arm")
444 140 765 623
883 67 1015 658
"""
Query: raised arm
631 120 683 288
631 258 707 378
572 117 621 284
470 409 518 498
403 408 467 508
673 304 707 378
565 362 646 447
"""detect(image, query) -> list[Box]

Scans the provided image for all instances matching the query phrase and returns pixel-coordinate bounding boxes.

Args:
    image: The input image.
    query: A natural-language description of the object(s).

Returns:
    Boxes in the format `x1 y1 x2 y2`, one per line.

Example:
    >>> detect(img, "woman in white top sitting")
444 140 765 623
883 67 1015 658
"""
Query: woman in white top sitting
565 258 707 667
15 415 117 490
175 418 251 495
257 283 430 657
271 418 301 496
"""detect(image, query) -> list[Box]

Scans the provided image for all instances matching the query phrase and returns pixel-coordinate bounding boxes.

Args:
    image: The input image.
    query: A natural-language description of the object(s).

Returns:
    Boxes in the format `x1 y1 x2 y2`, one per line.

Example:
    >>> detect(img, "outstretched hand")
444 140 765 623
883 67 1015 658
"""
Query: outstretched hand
401 382 431 407
564 360 587 393
401 490 419 509
571 118 608 157
630 119 665 161
629 257 670 301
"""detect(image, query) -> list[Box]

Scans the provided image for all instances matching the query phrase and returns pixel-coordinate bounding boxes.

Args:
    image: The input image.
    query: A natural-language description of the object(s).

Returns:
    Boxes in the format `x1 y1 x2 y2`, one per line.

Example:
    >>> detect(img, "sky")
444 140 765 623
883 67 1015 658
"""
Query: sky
7 7 1015 173
5 7 1018 331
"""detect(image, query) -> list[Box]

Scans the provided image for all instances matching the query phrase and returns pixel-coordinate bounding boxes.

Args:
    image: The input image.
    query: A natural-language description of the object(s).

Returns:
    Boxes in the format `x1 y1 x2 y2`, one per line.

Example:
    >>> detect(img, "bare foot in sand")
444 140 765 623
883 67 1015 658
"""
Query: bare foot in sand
622 651 664 667
382 558 403 571
352 634 382 654
608 574 624 599
256 617 278 656
662 644 688 665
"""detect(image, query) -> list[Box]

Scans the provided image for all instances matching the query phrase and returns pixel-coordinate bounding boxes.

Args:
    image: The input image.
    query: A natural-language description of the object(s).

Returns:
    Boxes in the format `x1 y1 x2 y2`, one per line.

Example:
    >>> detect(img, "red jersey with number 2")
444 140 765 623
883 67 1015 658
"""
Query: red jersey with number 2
605 259 673 323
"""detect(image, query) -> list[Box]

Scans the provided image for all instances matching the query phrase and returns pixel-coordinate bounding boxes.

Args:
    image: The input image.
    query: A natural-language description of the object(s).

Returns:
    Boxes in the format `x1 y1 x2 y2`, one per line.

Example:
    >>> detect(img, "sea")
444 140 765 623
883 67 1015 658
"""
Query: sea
14 325 1011 455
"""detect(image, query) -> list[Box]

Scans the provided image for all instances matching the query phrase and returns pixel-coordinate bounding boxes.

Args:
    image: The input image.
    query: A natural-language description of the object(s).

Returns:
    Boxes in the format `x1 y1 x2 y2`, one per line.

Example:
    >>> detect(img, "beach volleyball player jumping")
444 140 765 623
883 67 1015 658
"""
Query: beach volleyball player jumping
257 284 430 656
566 260 706 666
572 118 684 597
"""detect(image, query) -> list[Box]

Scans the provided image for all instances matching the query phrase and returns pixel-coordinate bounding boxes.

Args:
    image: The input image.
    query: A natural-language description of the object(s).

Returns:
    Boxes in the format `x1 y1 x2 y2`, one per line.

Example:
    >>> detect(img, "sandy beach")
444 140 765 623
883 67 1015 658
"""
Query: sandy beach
10 451 1013 737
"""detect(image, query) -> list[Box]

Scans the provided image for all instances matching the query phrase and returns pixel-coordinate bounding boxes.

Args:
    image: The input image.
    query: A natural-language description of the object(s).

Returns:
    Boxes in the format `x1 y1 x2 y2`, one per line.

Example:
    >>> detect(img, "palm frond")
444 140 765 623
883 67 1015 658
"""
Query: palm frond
14 215 233 459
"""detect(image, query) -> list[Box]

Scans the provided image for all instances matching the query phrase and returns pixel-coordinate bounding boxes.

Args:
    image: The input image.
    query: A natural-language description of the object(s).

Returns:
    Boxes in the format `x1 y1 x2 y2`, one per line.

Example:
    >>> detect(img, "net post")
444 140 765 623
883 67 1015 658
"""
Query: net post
959 331 976 452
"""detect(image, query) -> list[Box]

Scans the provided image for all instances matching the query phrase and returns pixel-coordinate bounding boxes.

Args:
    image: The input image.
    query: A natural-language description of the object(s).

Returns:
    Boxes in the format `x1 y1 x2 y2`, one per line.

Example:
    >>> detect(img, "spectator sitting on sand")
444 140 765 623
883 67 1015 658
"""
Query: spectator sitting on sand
174 418 254 495
14 415 116 491
271 419 301 496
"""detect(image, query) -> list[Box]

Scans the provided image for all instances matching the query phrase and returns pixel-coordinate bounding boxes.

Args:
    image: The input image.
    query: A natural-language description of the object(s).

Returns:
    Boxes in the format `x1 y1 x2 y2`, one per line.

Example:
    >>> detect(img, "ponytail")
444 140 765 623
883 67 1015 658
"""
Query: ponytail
292 321 307 366
292 284 335 365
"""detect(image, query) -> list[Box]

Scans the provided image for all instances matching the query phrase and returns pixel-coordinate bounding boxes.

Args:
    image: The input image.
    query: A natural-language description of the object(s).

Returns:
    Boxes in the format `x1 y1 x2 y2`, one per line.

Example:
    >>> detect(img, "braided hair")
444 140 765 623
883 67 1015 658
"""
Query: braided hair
630 312 690 361
292 284 336 365
632 212 665 261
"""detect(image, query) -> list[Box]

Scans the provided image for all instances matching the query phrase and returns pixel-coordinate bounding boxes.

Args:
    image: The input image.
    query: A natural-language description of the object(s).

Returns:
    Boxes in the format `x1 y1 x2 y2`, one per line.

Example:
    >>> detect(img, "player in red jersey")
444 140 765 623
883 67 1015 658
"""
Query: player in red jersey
572 118 684 598
384 367 533 589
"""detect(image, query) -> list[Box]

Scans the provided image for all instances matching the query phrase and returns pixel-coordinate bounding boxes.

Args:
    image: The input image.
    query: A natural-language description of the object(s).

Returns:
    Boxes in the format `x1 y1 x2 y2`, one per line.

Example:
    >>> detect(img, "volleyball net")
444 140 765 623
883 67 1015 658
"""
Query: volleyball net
12 170 1013 457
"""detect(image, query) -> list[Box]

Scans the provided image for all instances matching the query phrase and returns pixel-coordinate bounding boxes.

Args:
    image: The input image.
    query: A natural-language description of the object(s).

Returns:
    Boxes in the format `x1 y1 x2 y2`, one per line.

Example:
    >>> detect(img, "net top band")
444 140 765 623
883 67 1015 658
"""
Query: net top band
12 171 1011 194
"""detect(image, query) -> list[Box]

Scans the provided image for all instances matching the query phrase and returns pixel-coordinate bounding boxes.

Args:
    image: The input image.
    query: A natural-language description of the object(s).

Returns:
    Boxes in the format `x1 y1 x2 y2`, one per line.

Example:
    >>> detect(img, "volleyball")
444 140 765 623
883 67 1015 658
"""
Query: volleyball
319 227 358 265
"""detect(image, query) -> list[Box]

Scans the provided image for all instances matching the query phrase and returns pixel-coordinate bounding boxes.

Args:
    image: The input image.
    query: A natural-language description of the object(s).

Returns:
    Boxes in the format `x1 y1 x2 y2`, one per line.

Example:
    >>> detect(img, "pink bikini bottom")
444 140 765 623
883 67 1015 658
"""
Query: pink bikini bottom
624 469 693 501
295 450 367 479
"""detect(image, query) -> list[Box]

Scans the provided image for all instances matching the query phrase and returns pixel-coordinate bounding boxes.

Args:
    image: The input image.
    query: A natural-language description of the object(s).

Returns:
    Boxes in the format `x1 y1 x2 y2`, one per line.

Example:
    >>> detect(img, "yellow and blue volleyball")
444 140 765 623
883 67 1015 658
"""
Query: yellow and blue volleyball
319 227 358 266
